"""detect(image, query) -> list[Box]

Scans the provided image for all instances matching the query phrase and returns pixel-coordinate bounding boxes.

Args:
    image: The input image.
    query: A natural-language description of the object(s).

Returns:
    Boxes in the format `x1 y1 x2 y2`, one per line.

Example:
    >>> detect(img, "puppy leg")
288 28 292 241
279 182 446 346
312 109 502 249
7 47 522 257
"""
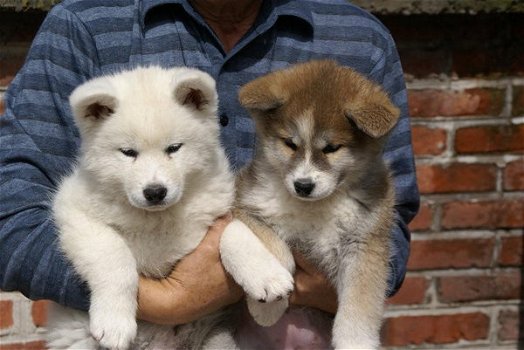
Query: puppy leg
56 206 138 350
220 219 293 305
233 209 295 273
332 239 389 350
230 210 295 326
45 304 96 350
245 297 289 327
202 328 239 350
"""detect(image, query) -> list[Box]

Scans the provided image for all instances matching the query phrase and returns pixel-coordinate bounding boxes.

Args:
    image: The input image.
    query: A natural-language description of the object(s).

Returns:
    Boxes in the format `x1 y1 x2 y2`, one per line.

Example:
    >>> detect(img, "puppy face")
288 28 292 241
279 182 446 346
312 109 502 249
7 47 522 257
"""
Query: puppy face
70 67 219 210
239 60 400 201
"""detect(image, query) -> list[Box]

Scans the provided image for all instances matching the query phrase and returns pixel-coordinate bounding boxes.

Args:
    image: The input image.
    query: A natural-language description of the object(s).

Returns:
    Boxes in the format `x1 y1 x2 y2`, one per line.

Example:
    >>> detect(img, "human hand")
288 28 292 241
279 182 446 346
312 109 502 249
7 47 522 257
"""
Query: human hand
289 251 337 315
136 214 244 325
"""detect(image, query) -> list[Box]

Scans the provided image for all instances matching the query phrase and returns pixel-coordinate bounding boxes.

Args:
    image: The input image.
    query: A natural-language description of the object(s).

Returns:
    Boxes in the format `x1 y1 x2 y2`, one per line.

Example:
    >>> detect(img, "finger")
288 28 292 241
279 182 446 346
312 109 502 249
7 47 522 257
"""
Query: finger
289 290 298 305
292 250 318 274
215 211 233 225
288 268 307 305
204 213 233 244
218 211 233 222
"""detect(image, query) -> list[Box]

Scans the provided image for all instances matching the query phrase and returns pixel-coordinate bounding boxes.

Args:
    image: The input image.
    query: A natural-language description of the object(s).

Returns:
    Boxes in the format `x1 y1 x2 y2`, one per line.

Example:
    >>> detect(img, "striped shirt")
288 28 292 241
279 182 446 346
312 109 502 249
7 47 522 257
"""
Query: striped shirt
0 0 419 310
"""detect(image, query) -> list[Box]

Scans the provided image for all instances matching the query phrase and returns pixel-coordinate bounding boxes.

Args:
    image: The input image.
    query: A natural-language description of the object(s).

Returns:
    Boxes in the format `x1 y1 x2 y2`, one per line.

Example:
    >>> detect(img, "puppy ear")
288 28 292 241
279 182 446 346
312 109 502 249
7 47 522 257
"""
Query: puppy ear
346 101 400 138
238 75 285 113
69 77 117 132
172 69 217 113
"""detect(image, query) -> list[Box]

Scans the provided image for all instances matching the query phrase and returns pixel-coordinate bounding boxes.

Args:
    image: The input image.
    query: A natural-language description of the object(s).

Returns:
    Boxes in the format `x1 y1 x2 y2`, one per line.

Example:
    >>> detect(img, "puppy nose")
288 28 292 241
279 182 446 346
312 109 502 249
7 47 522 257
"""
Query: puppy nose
294 178 315 197
143 184 167 204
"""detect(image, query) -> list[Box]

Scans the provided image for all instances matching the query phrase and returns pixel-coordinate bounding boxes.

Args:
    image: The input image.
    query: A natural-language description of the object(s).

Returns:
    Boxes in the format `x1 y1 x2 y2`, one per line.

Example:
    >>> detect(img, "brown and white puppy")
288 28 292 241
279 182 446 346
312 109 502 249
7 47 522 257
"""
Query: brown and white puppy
220 60 399 349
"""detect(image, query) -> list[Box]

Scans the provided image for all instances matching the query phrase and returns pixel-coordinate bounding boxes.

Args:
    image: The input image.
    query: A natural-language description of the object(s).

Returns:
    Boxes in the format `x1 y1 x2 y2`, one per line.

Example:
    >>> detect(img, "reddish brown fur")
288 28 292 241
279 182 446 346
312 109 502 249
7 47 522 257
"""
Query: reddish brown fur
234 60 400 348
239 60 399 141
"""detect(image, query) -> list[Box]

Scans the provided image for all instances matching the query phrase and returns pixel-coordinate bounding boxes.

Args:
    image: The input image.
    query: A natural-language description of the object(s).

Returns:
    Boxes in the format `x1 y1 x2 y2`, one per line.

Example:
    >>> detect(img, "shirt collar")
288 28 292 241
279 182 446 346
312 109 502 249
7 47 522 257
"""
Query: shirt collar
272 0 313 26
140 0 313 29
140 0 184 28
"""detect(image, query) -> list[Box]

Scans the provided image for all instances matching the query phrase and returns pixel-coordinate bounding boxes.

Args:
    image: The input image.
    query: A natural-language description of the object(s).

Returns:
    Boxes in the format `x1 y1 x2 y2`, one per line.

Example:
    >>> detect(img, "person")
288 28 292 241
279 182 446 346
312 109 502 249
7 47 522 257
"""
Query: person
0 0 419 345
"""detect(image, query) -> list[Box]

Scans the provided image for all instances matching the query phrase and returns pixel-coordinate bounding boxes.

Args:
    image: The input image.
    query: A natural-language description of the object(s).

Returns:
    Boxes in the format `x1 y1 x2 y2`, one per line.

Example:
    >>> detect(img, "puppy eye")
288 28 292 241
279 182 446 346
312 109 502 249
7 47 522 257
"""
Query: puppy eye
119 148 138 158
166 143 183 155
283 138 298 151
322 144 342 154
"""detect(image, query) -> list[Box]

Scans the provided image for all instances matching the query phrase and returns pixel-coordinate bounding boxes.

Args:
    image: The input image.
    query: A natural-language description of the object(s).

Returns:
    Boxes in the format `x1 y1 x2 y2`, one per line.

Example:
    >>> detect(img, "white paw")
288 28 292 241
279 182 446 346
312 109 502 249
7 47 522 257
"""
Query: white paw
333 343 377 350
90 309 137 350
247 297 288 327
332 336 378 350
241 258 294 303
332 316 380 350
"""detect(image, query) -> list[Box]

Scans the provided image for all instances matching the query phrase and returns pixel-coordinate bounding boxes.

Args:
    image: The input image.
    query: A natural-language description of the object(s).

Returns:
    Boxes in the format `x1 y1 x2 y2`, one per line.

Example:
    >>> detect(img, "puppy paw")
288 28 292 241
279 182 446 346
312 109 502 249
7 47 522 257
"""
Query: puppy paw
90 309 137 350
247 297 288 327
241 258 294 303
332 335 378 350
333 342 377 350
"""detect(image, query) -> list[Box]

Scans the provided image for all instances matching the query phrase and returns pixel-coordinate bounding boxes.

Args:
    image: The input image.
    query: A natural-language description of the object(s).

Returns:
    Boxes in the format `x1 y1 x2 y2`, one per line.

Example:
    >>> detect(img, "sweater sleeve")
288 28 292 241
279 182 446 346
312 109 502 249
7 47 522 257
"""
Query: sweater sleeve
0 4 101 310
369 32 420 296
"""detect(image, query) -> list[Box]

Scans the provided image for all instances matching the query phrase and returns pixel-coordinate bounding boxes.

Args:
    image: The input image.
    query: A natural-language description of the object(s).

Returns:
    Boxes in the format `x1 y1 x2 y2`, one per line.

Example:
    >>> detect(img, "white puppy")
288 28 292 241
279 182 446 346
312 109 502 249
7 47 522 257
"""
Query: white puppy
46 66 236 349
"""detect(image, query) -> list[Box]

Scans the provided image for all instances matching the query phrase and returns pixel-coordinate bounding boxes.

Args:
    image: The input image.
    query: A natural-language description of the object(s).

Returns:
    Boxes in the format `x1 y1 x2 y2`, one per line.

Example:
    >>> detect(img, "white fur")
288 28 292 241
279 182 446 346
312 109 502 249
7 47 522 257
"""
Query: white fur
47 66 235 350
220 219 294 327
236 158 389 349
229 61 396 349
241 173 381 349
220 220 294 303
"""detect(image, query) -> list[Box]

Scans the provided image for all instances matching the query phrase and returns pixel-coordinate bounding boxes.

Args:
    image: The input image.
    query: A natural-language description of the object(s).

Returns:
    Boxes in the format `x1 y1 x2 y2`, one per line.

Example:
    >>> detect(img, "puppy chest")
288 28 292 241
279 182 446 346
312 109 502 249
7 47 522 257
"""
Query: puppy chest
120 223 205 278
274 219 338 261
270 203 363 278
271 199 359 242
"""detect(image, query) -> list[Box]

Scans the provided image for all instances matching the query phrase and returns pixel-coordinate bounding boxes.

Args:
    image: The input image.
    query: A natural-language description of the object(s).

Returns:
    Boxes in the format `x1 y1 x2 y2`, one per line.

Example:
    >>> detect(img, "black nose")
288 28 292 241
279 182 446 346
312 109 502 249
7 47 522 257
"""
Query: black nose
143 184 167 204
294 179 315 197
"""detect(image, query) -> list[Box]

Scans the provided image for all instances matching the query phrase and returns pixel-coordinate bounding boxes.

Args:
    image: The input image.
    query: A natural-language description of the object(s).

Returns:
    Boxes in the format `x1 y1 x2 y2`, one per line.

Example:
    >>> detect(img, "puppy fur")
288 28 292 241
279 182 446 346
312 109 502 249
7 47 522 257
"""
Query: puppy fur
220 60 399 349
46 66 236 349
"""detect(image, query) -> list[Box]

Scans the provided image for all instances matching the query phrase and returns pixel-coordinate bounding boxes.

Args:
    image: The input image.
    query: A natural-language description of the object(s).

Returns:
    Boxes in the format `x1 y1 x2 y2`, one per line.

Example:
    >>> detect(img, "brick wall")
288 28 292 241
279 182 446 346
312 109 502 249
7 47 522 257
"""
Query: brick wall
1 7 523 350
381 13 524 349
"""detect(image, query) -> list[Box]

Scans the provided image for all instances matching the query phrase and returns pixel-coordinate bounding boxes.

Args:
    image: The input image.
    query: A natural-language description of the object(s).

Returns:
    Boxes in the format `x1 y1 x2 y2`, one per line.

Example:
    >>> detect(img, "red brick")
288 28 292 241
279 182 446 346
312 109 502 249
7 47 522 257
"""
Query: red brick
498 309 522 341
499 236 523 267
504 159 524 190
509 52 524 76
452 50 507 78
409 203 432 232
381 312 490 346
407 238 494 270
0 300 13 329
382 17 446 44
408 88 505 118
400 50 449 78
31 300 48 327
416 163 497 194
455 124 524 154
441 199 524 229
412 126 447 156
0 55 26 87
513 86 524 116
399 47 449 78
0 341 47 350
438 272 521 303
388 277 429 305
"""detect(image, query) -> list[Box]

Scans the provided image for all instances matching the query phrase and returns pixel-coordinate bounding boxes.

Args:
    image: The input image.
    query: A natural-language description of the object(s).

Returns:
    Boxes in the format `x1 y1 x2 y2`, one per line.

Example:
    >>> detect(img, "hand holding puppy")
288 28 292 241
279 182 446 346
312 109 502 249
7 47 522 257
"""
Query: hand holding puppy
137 215 243 326
290 251 337 315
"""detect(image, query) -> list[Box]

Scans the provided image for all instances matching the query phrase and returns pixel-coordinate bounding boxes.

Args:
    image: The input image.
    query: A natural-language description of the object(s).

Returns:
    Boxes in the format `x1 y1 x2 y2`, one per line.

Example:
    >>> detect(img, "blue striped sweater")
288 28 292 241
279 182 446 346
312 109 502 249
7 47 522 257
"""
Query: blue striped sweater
0 0 419 310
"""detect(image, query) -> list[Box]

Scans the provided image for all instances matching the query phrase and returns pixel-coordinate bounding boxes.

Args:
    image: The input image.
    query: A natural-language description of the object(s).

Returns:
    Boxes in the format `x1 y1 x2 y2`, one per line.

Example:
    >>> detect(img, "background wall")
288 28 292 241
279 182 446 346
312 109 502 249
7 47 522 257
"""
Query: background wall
1 1 523 349
379 12 524 349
